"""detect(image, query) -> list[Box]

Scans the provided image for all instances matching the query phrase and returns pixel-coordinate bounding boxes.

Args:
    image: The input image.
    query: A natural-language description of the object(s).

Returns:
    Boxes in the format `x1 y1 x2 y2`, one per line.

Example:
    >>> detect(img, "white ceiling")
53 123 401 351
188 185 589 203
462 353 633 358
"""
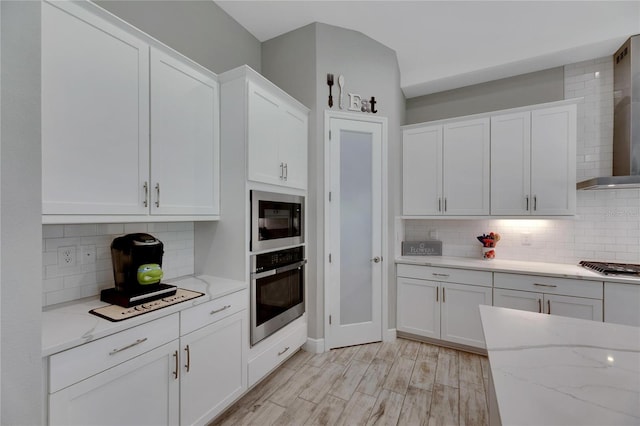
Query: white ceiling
215 1 640 98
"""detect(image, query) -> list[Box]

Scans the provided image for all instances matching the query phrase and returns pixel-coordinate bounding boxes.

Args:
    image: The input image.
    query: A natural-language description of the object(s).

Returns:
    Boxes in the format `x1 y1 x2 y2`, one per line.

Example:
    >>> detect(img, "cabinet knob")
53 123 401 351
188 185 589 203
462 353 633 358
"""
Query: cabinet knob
371 256 382 263
155 183 160 208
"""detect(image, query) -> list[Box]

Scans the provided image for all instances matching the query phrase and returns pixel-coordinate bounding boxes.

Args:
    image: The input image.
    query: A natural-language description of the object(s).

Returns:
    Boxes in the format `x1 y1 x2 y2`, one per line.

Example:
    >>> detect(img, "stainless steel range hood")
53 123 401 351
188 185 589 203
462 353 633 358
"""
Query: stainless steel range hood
577 35 640 190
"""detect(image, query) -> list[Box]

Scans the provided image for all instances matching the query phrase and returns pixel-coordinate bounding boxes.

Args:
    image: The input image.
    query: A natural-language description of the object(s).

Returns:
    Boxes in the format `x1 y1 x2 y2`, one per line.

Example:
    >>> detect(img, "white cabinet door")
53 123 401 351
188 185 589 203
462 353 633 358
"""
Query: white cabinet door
442 118 490 215
279 105 308 189
604 282 640 327
531 105 576 215
42 1 150 215
49 341 179 426
150 48 220 216
544 294 602 321
247 82 285 186
402 126 442 215
180 311 247 426
396 277 440 339
490 112 531 215
493 288 543 313
440 282 492 348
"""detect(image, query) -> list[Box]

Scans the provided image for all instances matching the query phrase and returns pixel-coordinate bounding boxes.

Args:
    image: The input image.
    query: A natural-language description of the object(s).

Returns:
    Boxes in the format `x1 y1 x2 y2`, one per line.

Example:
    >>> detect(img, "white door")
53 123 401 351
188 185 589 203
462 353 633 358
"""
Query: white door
544 294 602 321
493 288 543 313
279 105 309 190
247 82 282 186
327 116 385 349
604 282 640 326
150 48 219 216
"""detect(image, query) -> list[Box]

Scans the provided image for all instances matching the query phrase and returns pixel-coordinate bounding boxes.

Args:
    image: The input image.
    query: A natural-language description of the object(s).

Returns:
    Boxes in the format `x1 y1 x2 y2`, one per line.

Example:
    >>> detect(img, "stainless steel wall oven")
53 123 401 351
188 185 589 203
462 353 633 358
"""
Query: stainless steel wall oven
251 190 303 252
250 246 305 346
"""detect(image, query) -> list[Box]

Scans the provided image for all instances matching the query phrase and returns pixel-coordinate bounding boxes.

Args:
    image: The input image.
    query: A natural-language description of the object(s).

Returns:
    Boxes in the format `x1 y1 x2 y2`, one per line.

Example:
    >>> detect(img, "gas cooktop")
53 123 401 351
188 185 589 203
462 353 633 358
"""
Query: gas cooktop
579 261 640 277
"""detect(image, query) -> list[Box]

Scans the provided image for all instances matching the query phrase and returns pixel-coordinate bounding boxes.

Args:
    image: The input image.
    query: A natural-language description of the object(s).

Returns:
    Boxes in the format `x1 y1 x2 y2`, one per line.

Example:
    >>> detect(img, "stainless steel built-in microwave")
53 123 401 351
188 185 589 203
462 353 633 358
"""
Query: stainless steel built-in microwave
250 191 304 252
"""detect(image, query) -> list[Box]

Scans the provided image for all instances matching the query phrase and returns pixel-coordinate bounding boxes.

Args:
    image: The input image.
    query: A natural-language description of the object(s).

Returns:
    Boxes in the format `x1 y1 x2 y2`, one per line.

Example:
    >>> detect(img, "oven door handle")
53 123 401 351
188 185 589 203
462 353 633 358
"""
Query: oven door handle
251 259 307 279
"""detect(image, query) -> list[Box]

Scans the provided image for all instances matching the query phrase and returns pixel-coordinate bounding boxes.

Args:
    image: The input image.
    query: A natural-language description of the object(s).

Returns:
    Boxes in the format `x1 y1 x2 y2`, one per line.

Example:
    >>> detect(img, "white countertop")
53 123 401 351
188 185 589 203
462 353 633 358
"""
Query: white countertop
480 305 640 425
42 275 247 357
396 256 640 285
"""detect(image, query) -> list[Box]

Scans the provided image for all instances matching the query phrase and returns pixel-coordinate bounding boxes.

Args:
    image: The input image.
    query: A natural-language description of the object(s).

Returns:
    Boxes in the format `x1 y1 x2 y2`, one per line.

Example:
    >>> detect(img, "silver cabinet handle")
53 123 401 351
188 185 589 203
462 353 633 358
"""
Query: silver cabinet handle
280 162 284 179
278 346 290 356
143 181 149 207
155 183 160 208
438 198 442 212
436 286 439 302
184 344 191 372
534 195 537 211
284 163 288 181
444 198 447 212
109 338 147 356
173 350 179 380
538 299 542 313
432 273 450 278
371 256 381 263
547 300 551 315
534 283 557 288
210 305 231 315
442 287 446 303
526 196 529 211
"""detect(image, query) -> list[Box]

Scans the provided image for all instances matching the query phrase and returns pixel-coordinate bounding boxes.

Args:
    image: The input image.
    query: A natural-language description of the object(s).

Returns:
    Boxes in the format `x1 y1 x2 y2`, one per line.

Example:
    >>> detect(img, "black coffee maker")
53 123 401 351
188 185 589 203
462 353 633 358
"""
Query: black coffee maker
101 233 176 307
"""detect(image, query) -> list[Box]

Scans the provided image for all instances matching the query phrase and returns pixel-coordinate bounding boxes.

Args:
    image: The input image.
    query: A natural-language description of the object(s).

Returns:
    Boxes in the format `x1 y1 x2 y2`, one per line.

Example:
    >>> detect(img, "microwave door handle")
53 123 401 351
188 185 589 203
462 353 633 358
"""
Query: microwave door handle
251 270 277 280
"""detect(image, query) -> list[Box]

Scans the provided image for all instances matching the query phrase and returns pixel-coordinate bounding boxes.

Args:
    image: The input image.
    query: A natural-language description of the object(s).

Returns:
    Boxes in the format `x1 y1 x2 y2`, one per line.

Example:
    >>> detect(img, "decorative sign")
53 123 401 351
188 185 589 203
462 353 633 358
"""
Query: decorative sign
402 241 443 256
326 72 378 113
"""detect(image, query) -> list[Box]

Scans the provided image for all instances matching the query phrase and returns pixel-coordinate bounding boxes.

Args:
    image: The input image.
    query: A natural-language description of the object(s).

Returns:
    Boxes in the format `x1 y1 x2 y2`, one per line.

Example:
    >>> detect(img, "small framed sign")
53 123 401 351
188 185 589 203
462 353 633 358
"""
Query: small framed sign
402 241 442 256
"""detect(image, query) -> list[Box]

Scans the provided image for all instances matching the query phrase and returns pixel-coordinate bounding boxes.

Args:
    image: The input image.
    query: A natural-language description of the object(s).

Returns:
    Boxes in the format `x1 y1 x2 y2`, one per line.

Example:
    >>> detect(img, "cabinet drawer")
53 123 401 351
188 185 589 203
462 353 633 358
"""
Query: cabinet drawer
248 319 306 387
49 313 179 393
397 264 492 287
180 289 247 336
494 273 602 299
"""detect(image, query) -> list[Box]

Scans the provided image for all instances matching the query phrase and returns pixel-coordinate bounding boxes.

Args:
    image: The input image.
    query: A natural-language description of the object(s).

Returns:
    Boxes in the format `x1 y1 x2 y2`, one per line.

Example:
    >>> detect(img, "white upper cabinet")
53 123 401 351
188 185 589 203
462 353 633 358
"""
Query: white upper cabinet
402 118 489 216
491 104 576 216
403 100 577 218
402 125 442 215
150 48 220 216
41 1 220 222
530 105 577 215
42 1 150 216
247 81 308 190
490 112 531 215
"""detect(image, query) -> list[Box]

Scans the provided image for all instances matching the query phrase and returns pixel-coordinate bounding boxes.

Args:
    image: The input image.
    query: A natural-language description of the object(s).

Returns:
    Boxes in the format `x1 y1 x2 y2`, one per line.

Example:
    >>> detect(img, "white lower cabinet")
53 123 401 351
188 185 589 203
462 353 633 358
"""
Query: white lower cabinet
48 315 180 426
493 273 603 321
397 265 492 349
180 311 247 426
47 290 249 426
604 282 640 326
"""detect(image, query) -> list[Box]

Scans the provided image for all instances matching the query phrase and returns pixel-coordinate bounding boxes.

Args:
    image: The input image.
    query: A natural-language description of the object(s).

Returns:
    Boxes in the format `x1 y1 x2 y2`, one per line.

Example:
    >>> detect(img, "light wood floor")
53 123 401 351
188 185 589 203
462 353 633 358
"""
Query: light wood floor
211 338 490 426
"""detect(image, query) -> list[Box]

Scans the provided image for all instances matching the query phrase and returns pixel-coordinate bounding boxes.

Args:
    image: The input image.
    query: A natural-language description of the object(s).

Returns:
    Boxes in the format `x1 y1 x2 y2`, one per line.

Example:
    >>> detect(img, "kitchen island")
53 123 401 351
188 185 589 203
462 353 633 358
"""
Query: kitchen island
479 305 640 425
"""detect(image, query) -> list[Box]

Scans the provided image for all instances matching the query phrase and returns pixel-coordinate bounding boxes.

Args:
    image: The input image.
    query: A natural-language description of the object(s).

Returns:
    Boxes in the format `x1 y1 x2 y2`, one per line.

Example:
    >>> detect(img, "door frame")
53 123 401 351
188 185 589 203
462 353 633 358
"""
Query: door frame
323 110 389 351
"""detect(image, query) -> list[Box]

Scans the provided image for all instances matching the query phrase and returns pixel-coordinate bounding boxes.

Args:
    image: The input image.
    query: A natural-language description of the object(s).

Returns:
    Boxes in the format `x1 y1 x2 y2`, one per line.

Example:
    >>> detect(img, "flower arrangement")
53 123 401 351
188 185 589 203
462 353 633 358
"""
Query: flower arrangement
477 232 500 259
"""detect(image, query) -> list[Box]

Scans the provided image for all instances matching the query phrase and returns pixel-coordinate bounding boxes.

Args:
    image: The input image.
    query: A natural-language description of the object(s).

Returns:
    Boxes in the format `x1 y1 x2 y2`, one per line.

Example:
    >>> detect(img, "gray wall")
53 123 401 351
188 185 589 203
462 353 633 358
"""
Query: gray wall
405 66 565 124
96 0 261 74
1 2 43 424
262 23 406 340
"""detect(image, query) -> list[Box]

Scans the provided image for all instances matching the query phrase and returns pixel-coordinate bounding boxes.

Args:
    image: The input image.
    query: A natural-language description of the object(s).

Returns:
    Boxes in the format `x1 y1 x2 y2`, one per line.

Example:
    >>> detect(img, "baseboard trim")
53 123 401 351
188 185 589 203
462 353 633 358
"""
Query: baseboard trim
384 328 397 342
304 337 325 354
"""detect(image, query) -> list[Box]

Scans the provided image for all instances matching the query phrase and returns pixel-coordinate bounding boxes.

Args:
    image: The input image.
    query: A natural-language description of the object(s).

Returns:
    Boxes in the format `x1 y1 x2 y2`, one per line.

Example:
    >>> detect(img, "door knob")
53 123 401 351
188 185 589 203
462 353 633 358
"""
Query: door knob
371 256 381 263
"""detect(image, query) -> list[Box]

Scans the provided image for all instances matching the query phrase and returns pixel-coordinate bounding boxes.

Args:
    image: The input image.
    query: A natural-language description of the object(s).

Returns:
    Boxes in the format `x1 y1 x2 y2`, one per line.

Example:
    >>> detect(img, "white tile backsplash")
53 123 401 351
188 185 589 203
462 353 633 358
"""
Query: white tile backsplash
405 56 640 265
42 222 195 306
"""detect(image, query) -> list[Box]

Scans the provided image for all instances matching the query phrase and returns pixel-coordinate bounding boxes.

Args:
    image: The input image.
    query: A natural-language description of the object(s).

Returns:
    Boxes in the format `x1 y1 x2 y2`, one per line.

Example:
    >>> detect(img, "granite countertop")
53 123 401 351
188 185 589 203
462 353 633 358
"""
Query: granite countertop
480 305 640 425
396 256 640 285
42 275 247 357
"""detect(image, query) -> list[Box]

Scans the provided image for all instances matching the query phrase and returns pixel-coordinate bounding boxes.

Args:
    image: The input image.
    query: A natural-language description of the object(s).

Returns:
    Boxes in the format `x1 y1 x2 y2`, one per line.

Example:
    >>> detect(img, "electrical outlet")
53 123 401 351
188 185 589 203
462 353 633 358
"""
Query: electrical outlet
521 232 532 246
81 245 96 265
58 246 77 267
428 229 438 239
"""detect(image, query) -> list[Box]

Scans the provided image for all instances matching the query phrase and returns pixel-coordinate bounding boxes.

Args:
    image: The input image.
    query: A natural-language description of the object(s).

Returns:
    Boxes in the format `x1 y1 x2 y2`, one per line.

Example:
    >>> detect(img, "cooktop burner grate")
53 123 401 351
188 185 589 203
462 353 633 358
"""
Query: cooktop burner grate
579 261 640 276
